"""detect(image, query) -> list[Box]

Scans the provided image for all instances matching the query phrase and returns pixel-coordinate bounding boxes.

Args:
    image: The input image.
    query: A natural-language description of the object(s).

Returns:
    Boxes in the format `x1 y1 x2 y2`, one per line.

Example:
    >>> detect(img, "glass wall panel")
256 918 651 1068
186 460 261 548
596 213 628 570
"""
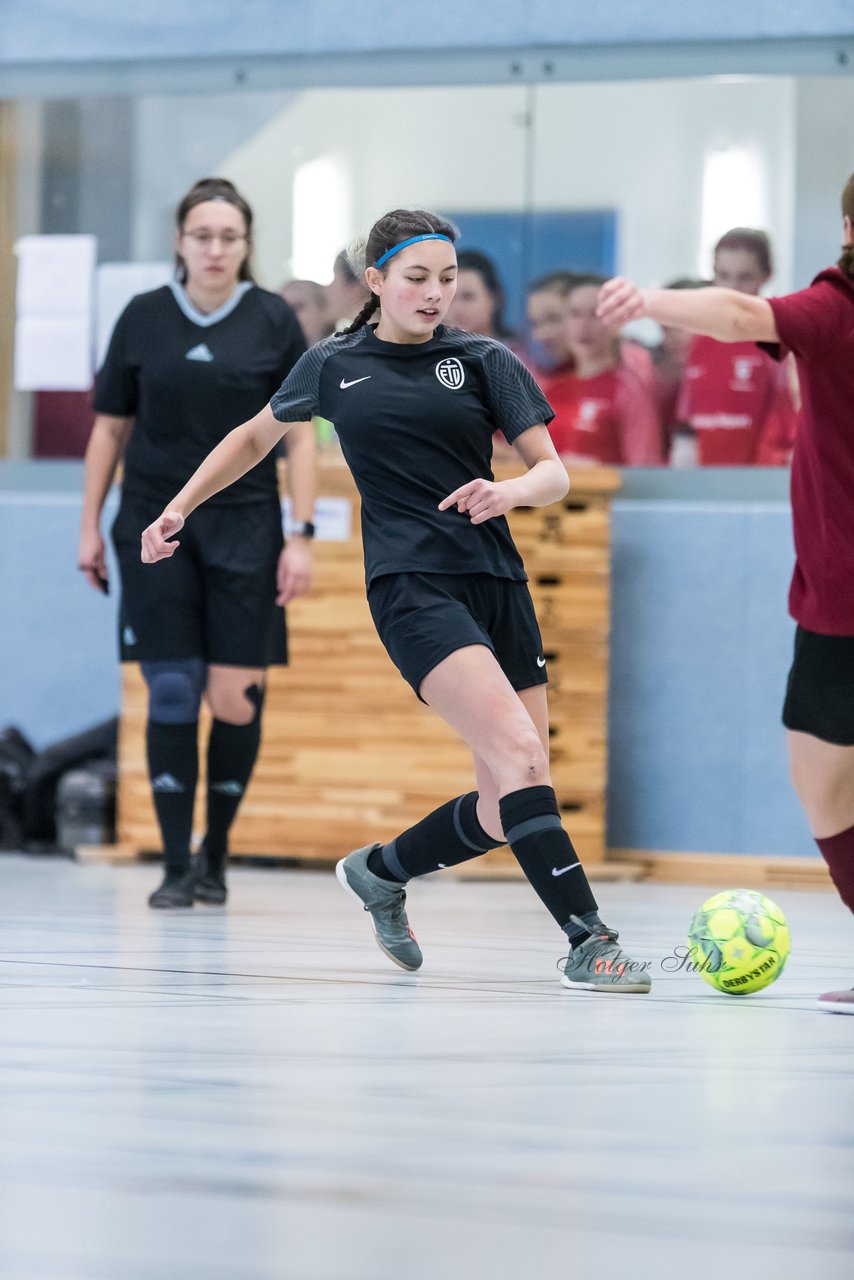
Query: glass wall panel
525 76 800 468
11 84 530 457
7 71 854 462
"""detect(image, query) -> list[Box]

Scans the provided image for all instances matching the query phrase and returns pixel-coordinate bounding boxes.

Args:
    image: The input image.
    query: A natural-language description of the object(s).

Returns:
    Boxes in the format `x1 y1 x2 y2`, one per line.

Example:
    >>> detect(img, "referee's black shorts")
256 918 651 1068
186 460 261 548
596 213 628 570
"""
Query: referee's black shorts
367 571 548 701
111 492 287 667
782 624 854 745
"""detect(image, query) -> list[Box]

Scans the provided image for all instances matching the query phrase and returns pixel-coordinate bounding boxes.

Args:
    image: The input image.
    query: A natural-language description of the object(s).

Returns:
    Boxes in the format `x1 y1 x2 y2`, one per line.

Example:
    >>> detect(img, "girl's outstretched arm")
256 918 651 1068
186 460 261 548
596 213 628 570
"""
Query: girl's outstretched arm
597 278 779 344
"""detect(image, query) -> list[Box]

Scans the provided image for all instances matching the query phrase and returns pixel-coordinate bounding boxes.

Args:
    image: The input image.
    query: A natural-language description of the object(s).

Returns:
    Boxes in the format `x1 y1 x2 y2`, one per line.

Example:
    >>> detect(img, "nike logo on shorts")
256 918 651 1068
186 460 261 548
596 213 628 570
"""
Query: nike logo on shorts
552 861 581 877
340 376 371 389
536 656 546 667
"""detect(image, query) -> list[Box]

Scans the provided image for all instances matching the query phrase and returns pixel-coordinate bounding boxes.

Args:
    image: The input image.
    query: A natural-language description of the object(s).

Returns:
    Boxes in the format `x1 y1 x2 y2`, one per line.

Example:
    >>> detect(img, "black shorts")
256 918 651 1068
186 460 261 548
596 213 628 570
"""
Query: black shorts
367 571 547 699
111 492 287 667
782 625 854 745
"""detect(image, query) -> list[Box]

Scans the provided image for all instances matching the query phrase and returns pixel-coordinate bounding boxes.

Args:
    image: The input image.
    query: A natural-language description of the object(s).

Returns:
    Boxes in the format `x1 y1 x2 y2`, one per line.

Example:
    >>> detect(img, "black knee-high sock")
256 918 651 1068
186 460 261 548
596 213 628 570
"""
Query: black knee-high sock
205 686 264 870
367 792 505 882
146 720 198 875
498 785 599 942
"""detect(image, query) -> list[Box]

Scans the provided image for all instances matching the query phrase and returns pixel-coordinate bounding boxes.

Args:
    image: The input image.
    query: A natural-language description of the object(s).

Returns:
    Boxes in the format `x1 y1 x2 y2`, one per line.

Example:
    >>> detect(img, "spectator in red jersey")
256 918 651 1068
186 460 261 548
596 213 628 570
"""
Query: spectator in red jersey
542 275 664 466
650 277 711 454
598 173 854 1013
674 228 799 466
526 268 656 388
525 270 582 373
494 271 580 461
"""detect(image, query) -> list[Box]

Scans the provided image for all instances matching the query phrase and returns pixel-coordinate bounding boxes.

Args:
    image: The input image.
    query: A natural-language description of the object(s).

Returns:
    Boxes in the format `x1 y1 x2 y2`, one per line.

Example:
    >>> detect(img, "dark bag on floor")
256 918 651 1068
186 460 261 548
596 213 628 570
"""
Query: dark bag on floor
23 717 118 846
0 726 36 849
55 758 117 853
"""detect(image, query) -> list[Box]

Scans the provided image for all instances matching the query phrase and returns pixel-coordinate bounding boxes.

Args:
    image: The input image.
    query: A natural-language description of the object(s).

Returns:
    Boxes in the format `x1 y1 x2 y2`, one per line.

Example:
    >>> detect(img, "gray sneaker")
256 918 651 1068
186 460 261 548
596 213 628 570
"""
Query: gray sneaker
336 844 423 971
561 921 651 993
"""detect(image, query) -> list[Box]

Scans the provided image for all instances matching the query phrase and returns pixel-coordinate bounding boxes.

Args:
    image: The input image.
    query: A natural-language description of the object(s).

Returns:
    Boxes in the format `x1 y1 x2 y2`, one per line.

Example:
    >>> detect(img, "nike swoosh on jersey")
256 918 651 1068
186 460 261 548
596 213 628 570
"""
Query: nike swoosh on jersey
536 656 546 667
340 376 371 389
551 861 581 877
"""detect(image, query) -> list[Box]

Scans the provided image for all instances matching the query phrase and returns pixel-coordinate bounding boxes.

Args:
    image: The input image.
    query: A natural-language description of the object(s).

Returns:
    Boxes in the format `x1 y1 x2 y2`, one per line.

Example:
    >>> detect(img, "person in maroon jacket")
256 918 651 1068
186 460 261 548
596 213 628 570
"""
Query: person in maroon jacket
598 172 854 1014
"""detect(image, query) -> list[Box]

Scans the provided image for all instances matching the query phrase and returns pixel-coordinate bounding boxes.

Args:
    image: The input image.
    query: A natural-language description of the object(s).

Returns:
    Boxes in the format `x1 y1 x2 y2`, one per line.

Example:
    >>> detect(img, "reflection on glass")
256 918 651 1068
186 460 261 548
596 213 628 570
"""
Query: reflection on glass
9 74 854 465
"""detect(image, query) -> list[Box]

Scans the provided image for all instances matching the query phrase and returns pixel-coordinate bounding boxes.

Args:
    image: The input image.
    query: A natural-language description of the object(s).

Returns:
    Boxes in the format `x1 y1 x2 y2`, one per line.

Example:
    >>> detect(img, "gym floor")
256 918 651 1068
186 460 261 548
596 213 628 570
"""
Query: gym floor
1 856 852 1280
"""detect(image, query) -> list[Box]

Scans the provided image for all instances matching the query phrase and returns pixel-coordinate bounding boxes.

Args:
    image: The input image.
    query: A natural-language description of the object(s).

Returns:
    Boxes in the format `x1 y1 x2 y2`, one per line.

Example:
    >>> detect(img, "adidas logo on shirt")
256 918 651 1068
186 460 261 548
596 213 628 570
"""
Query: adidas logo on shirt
185 343 214 362
151 773 185 794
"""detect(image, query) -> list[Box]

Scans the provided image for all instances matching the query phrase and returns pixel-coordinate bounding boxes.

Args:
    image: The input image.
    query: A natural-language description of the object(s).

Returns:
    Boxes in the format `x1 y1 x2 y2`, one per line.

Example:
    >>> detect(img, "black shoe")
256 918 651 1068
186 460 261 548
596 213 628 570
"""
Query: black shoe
148 869 195 909
192 844 227 905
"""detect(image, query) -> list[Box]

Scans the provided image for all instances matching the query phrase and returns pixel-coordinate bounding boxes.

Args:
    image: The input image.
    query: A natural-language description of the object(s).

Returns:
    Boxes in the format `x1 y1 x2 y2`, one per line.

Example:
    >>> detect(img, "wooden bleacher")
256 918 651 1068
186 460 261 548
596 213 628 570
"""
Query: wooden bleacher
116 458 624 875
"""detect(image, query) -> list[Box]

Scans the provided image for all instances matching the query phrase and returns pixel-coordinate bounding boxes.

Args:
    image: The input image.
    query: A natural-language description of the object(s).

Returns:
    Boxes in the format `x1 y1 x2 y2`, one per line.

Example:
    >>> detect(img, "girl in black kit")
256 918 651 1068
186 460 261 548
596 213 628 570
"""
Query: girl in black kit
80 178 316 909
141 208 649 992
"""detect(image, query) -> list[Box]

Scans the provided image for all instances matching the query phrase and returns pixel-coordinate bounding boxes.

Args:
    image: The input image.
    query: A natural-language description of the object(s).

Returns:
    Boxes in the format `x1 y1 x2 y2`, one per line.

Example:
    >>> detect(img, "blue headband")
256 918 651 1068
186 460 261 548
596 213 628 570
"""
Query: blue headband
374 233 454 268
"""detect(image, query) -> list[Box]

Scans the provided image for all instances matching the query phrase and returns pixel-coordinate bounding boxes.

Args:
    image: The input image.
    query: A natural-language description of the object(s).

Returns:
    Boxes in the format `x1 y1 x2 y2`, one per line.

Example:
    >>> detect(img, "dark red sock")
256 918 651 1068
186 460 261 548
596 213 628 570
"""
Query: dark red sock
815 824 854 914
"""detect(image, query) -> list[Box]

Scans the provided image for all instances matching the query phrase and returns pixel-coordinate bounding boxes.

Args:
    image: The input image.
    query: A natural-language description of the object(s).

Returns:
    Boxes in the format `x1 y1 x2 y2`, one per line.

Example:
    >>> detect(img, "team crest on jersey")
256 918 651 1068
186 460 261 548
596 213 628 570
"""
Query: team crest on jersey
436 357 465 389
578 399 608 430
732 356 759 386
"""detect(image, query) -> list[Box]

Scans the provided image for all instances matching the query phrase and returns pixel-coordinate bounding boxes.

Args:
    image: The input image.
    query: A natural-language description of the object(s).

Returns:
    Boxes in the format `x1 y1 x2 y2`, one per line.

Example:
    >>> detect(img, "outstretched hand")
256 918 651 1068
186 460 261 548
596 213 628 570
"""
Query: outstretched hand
438 477 517 526
141 510 185 563
596 277 647 327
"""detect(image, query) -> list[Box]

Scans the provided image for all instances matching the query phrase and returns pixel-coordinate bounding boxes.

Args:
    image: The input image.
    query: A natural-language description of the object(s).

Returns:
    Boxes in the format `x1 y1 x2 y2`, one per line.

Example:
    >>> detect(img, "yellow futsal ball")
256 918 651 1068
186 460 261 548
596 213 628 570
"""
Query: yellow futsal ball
687 889 791 995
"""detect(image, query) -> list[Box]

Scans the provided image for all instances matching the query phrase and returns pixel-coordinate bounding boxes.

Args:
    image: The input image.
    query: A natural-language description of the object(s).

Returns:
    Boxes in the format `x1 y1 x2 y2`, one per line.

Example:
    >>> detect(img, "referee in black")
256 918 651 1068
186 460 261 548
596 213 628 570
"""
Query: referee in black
79 177 316 909
140 207 649 992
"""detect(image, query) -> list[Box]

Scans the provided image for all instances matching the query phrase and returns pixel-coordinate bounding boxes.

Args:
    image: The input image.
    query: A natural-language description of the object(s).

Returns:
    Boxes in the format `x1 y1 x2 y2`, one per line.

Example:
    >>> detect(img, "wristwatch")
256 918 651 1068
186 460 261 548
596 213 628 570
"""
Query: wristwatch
290 520 316 539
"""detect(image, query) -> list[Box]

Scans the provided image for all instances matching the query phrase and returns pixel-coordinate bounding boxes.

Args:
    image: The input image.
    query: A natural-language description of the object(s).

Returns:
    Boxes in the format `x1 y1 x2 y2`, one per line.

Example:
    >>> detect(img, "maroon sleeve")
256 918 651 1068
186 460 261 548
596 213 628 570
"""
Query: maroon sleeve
768 280 854 362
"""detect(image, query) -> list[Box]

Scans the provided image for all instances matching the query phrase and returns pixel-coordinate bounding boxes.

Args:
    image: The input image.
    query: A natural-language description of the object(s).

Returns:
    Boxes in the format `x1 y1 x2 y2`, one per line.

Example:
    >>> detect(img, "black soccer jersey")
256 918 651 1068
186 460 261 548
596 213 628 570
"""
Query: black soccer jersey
270 325 554 585
95 283 305 505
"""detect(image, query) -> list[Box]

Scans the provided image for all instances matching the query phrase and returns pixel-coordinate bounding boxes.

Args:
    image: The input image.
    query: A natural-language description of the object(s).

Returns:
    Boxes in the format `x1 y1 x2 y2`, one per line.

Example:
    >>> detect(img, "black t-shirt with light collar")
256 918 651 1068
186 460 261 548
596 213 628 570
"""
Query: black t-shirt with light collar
94 282 305 505
270 324 554 586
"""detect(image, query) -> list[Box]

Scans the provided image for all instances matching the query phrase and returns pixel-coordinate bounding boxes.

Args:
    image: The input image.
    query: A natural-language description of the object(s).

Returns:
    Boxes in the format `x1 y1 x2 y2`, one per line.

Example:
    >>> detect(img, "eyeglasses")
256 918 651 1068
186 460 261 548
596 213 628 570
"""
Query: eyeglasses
182 230 247 249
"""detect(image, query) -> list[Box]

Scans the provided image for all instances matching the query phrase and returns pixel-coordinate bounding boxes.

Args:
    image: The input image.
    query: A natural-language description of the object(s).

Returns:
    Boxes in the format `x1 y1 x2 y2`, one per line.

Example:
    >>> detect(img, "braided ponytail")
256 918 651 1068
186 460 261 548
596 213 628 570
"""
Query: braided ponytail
334 208 457 336
838 244 854 279
336 293 380 336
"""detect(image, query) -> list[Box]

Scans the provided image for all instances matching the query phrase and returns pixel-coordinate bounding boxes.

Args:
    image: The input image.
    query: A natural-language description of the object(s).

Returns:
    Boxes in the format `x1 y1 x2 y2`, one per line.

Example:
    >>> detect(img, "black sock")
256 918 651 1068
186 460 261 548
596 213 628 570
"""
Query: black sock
205 686 264 871
146 719 198 876
366 791 505 883
498 785 599 941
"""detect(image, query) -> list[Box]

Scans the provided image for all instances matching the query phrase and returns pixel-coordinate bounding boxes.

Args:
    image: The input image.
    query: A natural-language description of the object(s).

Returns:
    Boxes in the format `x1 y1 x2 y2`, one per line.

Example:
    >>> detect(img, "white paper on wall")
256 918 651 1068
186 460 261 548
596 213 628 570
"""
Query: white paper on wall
15 234 97 314
14 234 97 391
14 316 96 392
96 262 173 369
